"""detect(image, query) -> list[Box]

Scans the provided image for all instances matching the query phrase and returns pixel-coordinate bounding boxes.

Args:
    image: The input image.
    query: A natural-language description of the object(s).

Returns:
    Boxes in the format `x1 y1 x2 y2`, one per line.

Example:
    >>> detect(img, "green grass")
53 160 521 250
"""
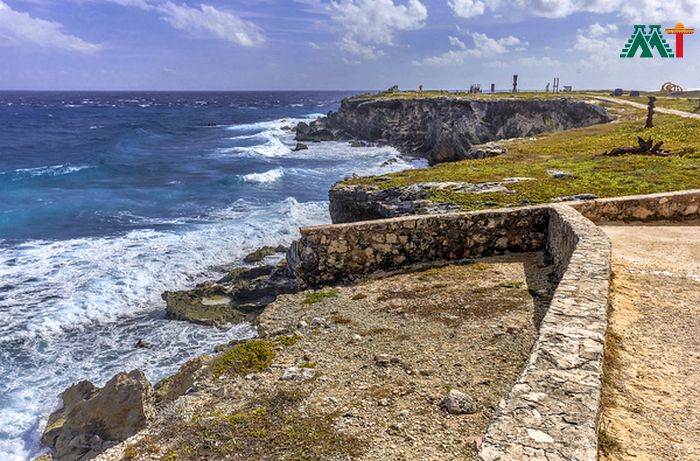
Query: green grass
211 340 275 378
302 290 339 304
353 89 590 101
344 104 700 211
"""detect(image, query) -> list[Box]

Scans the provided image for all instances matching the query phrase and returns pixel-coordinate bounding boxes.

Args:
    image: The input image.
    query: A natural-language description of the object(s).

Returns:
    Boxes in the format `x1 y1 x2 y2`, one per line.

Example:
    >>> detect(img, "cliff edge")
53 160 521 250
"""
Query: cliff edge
296 96 612 164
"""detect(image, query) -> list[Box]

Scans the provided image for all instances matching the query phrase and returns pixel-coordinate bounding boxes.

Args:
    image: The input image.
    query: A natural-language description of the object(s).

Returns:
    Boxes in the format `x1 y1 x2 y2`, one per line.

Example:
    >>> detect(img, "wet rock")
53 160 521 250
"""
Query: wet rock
295 121 337 142
41 370 154 461
441 389 477 415
162 264 299 327
243 246 278 263
292 142 308 152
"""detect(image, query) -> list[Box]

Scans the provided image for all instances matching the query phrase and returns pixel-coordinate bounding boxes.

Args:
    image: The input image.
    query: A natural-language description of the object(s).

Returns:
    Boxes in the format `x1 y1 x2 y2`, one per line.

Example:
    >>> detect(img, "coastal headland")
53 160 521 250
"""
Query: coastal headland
37 90 700 461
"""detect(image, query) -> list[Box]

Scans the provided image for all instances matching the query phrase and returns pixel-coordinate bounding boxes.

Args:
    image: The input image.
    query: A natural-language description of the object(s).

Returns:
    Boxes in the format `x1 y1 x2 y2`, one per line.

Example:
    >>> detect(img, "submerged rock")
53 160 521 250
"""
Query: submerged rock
292 142 308 152
41 370 154 461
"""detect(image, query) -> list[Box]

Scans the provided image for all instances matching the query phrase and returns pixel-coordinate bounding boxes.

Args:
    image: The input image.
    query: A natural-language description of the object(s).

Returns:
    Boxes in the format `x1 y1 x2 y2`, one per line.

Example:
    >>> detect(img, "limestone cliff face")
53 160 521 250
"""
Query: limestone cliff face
296 96 612 164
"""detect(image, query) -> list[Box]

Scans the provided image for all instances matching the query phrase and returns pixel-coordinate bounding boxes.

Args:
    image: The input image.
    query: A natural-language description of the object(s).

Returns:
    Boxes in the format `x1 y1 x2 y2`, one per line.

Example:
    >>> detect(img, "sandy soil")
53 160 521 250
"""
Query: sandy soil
600 224 700 461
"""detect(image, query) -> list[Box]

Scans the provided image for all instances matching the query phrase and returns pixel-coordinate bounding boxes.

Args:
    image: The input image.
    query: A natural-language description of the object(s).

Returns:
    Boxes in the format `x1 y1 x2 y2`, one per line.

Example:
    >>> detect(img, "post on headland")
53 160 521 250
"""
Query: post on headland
512 75 518 93
545 82 550 93
646 96 656 128
491 83 495 93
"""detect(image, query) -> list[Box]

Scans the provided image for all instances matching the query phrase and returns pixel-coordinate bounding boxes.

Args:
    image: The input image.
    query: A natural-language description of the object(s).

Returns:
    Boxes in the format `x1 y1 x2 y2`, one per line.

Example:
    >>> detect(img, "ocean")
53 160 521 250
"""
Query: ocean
0 91 423 460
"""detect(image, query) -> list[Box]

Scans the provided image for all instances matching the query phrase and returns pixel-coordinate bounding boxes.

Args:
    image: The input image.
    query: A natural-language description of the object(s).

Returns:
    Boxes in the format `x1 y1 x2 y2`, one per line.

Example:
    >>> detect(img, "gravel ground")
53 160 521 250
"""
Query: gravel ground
98 253 554 461
599 224 700 461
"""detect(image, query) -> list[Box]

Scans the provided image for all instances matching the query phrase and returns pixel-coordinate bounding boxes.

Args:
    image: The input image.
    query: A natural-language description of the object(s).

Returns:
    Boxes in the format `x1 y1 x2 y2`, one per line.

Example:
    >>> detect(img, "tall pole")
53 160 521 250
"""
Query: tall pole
512 75 518 93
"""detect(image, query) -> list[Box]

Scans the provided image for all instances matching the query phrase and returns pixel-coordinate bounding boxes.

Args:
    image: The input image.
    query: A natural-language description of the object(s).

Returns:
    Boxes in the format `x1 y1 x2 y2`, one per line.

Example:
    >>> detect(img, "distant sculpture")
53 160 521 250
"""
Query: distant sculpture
563 86 572 92
490 83 495 93
512 75 518 93
418 85 423 95
646 96 656 128
660 82 684 93
545 83 550 92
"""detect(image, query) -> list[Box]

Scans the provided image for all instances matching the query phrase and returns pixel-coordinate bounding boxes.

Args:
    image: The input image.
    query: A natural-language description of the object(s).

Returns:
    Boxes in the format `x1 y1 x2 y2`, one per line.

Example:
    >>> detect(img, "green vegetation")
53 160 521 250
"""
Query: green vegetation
300 361 317 368
355 89 589 101
155 388 363 461
276 335 301 347
211 340 275 378
302 289 339 304
345 104 700 211
499 281 525 289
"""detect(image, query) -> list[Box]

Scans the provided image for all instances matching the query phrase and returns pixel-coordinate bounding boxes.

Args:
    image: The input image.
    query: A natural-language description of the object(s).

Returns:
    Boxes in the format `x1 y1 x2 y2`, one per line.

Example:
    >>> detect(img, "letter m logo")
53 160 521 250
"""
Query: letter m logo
621 25 675 58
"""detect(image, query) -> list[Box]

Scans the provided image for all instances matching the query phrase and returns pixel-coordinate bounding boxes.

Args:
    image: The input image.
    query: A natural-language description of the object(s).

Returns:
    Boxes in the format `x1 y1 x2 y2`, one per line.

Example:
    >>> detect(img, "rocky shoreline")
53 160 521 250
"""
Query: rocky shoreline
36 94 613 461
69 255 553 461
295 96 612 164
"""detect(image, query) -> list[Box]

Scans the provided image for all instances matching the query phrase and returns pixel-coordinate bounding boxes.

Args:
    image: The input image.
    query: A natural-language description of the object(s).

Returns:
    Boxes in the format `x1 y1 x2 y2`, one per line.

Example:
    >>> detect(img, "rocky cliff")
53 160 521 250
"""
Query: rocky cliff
296 96 612 164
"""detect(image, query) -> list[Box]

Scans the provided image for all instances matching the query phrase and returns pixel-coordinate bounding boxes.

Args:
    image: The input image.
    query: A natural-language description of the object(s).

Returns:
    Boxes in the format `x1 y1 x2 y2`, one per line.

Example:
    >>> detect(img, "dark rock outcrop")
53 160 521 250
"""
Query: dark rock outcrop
162 262 299 326
295 96 611 164
41 370 154 461
329 178 535 223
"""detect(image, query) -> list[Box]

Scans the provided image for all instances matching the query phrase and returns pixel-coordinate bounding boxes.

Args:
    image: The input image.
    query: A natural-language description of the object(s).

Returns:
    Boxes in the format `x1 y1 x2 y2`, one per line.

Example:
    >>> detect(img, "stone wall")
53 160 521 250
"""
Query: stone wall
477 205 611 461
290 189 700 460
569 189 700 223
294 206 549 288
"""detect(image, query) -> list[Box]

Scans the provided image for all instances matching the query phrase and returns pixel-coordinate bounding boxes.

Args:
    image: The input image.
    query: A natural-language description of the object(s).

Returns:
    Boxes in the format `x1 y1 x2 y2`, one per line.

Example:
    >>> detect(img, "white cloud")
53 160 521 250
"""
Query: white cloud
331 0 427 59
588 23 617 38
414 31 525 65
0 0 101 53
157 2 264 47
448 35 466 49
447 0 700 22
574 23 621 55
449 0 486 19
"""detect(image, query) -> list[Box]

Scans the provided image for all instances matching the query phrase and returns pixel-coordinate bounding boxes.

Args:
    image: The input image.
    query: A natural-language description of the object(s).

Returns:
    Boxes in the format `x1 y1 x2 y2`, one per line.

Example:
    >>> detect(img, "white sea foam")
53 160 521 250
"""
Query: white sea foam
242 168 285 184
7 164 90 178
0 197 330 460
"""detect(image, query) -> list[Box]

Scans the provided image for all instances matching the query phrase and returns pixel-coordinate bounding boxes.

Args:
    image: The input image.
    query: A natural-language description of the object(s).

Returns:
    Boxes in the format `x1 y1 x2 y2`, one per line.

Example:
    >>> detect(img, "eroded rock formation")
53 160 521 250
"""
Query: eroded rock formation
41 370 154 461
296 96 611 164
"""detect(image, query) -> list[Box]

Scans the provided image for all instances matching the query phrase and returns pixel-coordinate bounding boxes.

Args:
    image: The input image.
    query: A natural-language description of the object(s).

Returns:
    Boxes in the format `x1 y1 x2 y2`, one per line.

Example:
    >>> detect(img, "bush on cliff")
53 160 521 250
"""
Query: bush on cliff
211 340 275 378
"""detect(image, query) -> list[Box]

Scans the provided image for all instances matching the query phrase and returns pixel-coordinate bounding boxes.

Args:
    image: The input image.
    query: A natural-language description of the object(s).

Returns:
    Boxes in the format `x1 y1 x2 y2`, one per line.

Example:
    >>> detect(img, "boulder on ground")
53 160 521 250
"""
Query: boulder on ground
41 370 154 461
292 142 309 152
441 389 477 415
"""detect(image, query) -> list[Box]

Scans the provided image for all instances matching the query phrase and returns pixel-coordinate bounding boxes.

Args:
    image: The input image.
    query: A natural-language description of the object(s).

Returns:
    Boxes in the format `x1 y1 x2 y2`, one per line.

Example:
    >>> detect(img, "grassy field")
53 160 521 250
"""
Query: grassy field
344 100 700 211
358 89 700 113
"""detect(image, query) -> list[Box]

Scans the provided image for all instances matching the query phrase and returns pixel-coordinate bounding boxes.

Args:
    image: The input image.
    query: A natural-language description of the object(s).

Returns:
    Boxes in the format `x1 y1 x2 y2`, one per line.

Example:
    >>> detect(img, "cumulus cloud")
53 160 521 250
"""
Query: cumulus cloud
414 32 525 65
331 0 427 59
157 2 264 46
447 0 700 22
448 35 466 49
0 0 101 53
449 0 486 19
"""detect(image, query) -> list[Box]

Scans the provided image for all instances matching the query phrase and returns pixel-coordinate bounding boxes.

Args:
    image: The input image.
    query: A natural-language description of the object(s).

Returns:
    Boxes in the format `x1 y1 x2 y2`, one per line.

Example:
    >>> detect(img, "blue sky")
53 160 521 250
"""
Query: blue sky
1 0 699 91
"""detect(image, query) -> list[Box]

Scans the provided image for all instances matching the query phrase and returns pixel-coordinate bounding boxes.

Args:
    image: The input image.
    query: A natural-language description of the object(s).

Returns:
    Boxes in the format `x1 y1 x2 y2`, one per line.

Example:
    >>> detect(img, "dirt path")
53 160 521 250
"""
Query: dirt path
591 96 700 120
599 224 700 461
